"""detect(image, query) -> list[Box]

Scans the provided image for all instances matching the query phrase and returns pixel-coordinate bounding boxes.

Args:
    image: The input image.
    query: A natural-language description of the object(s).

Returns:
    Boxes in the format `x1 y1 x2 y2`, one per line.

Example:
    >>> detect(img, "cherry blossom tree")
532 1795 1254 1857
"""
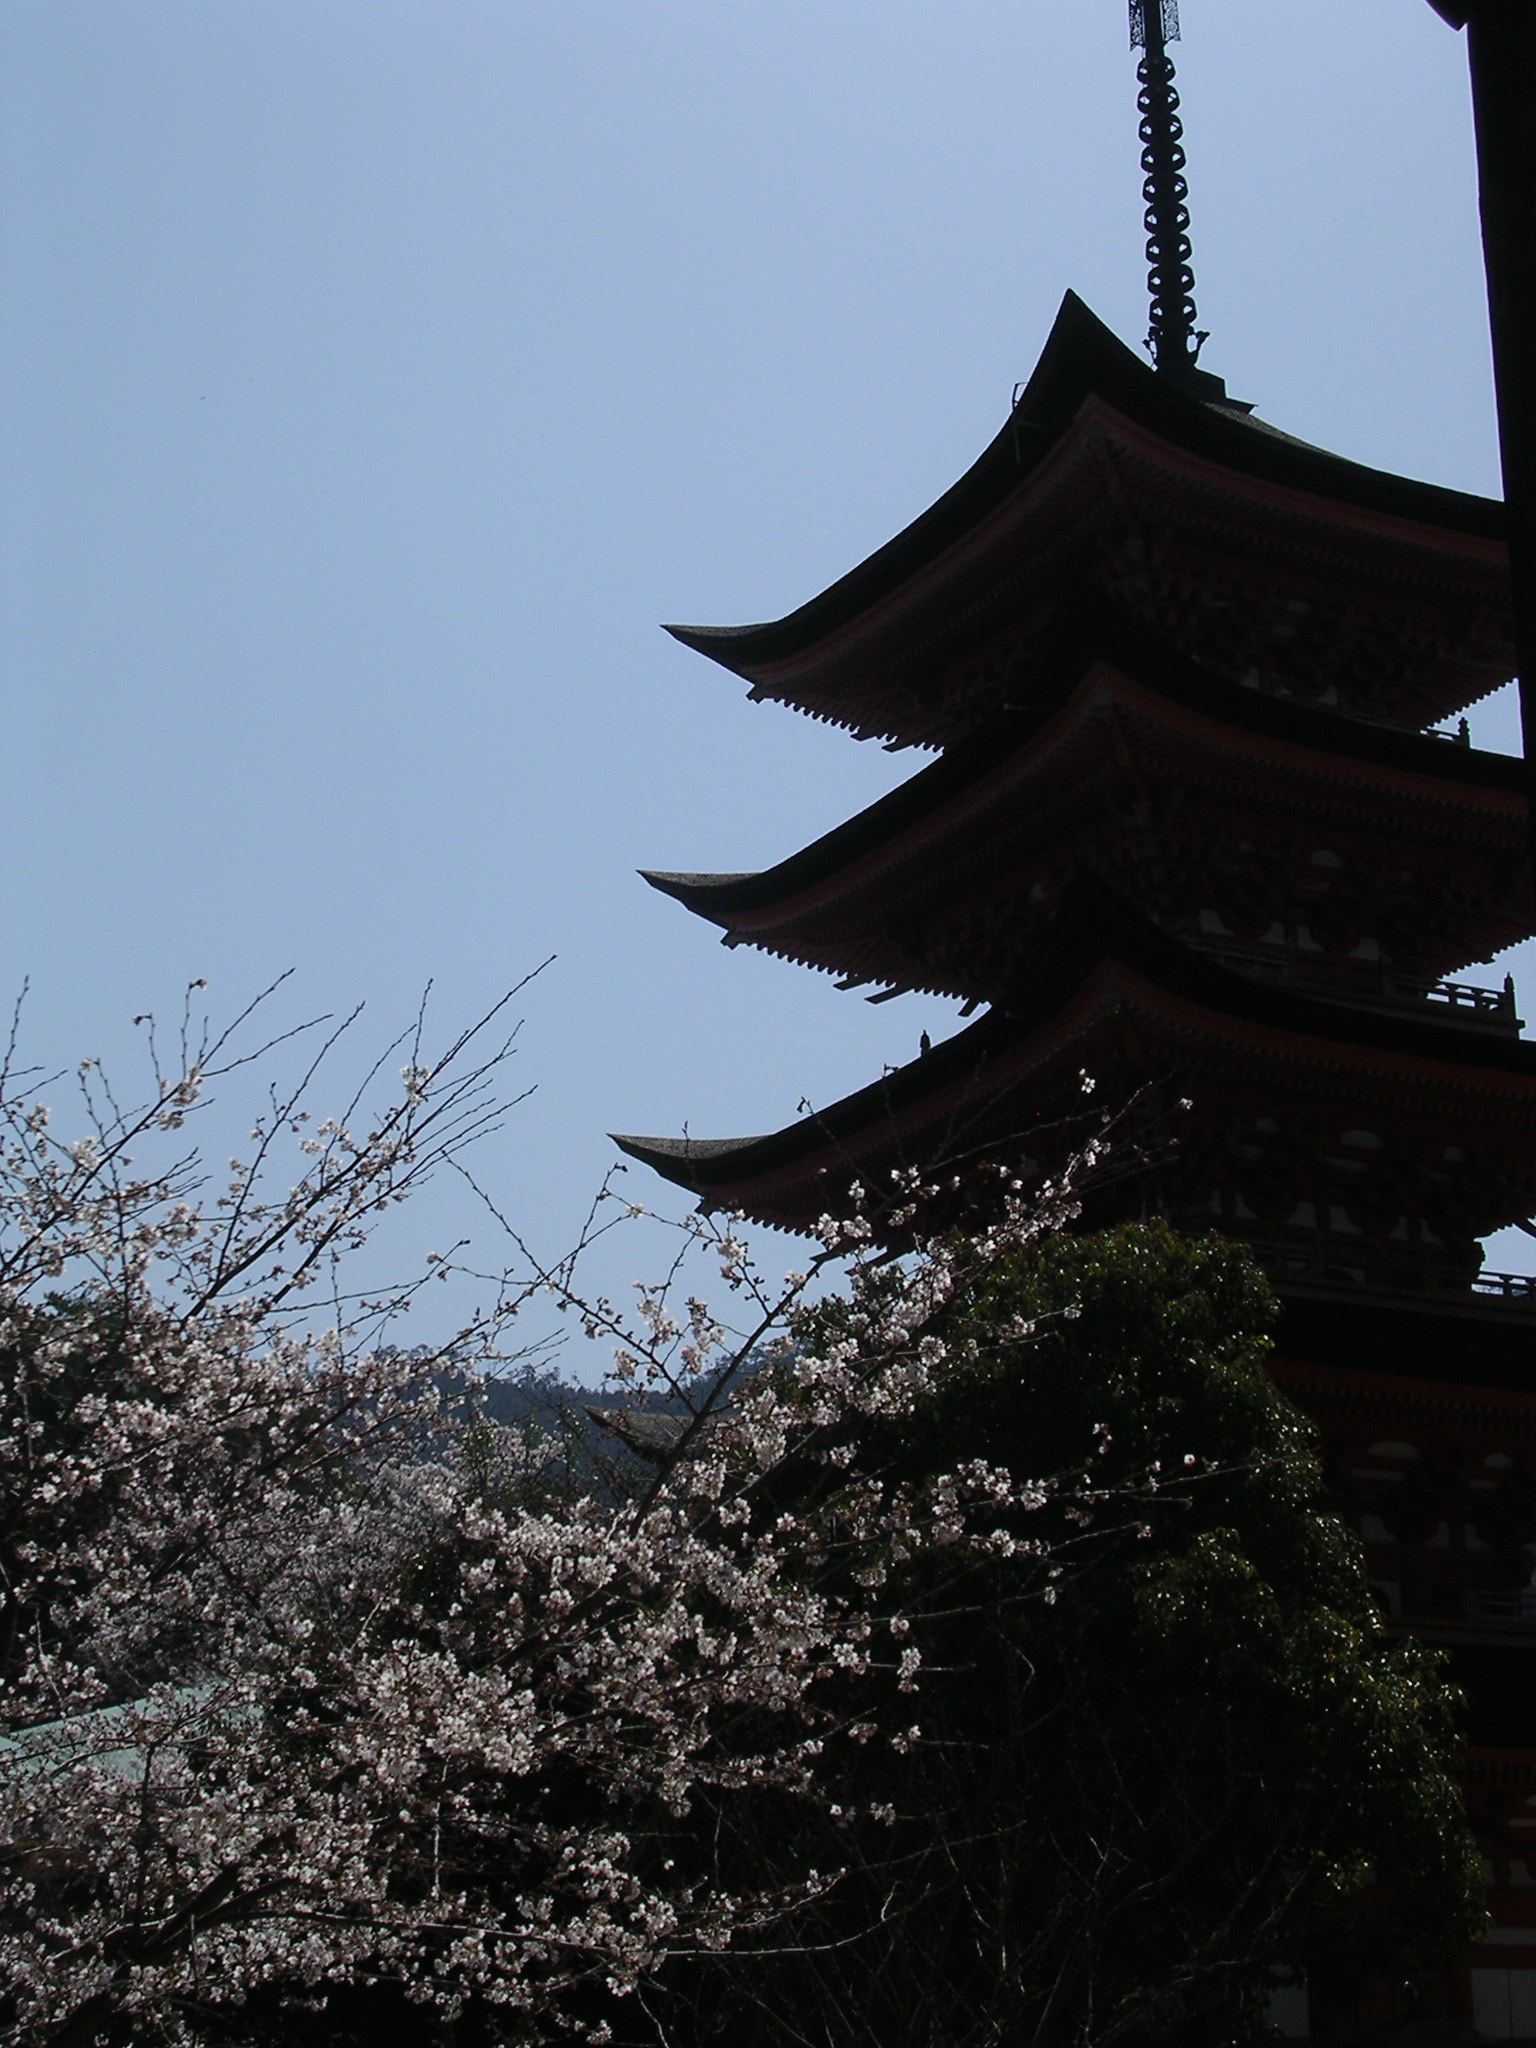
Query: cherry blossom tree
0 985 1122 2047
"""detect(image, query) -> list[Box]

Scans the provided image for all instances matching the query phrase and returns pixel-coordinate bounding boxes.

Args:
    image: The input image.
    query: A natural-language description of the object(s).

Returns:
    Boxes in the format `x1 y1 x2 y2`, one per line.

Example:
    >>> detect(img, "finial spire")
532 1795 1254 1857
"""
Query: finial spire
1129 0 1212 390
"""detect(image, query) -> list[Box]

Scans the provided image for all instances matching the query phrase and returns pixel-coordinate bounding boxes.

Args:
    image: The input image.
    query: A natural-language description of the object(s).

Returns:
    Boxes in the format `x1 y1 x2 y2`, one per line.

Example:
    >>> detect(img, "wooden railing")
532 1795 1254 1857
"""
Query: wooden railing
1470 1588 1536 1627
1242 1239 1536 1311
1192 938 1521 1033
1468 1269 1536 1302
1424 977 1519 1020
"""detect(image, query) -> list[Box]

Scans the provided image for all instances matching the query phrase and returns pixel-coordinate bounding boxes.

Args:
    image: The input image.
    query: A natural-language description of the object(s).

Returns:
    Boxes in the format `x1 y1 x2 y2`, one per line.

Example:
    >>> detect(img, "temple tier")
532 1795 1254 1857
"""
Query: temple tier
665 298 1511 749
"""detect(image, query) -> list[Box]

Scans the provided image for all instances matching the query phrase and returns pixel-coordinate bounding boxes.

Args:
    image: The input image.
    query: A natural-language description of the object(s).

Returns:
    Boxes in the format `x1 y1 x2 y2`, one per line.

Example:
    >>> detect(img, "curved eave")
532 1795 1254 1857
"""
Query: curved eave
643 606 1531 931
614 884 1536 1213
664 292 1505 683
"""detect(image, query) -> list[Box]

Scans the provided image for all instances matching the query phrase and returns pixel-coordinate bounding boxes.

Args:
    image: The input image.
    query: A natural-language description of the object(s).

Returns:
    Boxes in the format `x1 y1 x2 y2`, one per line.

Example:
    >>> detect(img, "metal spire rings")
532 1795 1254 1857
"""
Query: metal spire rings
1129 0 1208 383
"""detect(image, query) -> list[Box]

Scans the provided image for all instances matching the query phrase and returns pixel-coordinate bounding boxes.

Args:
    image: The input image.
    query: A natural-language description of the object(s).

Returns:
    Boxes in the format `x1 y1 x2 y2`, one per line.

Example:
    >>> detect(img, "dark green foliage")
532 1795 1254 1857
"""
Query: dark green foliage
642 1225 1481 2048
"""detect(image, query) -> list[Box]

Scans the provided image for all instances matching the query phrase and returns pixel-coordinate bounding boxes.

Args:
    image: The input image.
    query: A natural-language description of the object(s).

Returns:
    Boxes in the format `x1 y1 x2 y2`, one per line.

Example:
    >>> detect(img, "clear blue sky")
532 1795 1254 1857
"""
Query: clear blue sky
2 1 1530 1362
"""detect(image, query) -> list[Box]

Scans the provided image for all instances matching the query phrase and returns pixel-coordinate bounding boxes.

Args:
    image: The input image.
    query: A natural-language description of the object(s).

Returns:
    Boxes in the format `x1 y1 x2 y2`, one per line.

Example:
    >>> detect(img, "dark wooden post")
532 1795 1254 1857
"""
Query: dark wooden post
1427 1 1536 885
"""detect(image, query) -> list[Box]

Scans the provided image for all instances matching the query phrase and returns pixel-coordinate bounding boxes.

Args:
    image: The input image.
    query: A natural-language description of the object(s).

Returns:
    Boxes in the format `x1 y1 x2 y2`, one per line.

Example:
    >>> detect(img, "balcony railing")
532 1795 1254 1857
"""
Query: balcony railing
1469 1269 1536 1302
1421 977 1519 1022
1243 1238 1536 1312
1469 1587 1536 1627
1190 937 1521 1034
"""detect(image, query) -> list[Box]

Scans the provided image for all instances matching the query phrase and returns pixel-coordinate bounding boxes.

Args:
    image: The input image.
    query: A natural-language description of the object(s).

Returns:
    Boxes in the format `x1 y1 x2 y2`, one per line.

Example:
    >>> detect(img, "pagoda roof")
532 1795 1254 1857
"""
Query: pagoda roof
644 603 1533 997
664 295 1511 746
614 882 1536 1236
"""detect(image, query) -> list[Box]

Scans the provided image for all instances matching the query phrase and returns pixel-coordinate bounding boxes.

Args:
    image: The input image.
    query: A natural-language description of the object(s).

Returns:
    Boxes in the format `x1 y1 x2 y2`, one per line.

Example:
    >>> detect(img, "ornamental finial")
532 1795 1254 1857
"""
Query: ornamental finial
1129 0 1212 388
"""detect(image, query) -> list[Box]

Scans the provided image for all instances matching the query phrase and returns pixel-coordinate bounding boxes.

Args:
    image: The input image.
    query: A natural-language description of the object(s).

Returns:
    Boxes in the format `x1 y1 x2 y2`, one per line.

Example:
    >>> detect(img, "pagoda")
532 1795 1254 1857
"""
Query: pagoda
618 9 1536 2038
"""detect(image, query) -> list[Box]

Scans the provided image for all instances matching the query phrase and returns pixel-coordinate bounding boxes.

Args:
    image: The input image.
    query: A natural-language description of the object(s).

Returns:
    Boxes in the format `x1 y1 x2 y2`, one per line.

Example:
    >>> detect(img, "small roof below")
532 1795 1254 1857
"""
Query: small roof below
612 1133 770 1166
